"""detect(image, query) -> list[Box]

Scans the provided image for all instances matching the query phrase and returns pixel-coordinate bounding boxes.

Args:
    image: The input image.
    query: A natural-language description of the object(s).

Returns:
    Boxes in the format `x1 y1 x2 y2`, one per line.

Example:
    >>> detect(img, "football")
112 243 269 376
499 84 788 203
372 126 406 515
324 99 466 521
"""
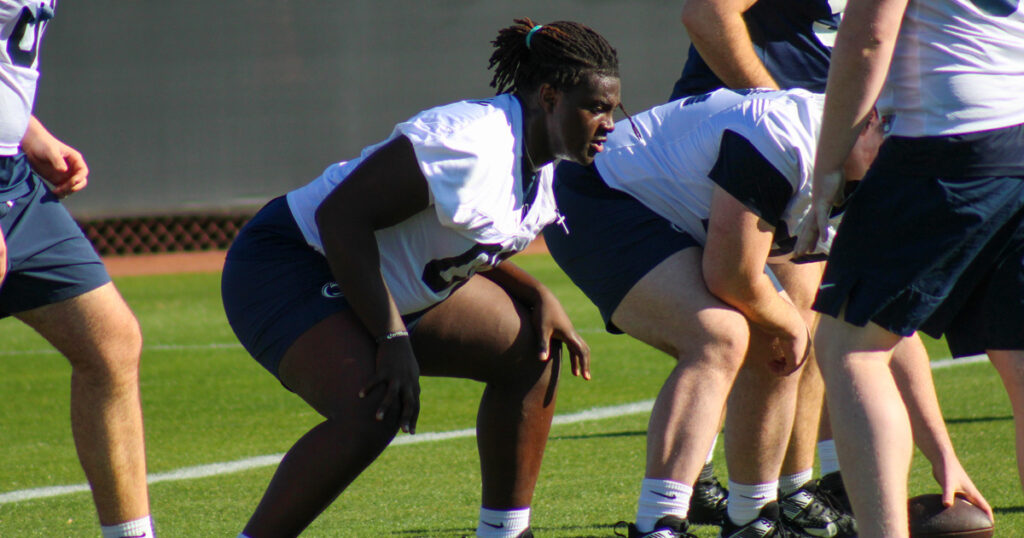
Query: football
908 494 993 537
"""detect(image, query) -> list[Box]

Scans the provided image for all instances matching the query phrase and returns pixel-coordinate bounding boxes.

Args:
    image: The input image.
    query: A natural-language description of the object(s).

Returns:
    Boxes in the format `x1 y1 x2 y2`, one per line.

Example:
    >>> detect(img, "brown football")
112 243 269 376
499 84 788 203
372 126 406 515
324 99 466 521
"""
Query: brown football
908 494 993 537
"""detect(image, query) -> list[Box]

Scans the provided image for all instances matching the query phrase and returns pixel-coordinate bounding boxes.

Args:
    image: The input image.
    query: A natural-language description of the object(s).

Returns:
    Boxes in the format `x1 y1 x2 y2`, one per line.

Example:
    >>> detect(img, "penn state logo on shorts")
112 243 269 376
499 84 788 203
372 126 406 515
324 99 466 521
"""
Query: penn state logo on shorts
321 282 343 299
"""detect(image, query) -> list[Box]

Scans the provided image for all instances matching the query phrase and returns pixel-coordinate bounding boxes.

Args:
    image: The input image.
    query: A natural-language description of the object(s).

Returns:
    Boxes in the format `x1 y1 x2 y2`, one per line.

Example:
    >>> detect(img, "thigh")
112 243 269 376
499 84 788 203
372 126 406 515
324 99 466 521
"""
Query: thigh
411 274 538 382
611 248 750 358
15 282 140 364
0 177 111 317
544 162 700 334
277 308 379 420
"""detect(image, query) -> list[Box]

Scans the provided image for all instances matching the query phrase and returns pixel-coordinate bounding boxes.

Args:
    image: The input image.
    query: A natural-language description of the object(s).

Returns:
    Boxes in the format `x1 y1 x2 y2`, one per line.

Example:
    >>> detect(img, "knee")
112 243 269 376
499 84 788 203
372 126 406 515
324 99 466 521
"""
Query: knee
676 318 750 376
74 314 143 384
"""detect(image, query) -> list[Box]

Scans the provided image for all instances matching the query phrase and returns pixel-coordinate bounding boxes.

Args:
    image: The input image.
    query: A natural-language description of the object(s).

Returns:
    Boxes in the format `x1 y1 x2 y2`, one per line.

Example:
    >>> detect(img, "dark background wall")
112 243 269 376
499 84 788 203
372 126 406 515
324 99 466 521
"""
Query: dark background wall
34 1 689 219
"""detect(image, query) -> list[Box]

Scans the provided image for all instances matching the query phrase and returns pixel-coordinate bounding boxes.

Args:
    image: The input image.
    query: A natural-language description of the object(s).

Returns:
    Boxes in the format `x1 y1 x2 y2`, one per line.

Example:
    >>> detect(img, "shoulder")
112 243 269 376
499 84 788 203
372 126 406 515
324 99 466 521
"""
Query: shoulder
399 95 519 143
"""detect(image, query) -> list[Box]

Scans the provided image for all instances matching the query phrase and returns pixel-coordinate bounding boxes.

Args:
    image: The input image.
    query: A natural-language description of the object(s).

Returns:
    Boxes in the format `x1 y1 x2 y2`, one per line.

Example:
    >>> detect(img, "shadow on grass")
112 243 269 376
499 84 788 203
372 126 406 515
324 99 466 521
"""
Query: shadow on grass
994 505 1024 516
944 415 1013 425
391 522 623 537
550 430 647 441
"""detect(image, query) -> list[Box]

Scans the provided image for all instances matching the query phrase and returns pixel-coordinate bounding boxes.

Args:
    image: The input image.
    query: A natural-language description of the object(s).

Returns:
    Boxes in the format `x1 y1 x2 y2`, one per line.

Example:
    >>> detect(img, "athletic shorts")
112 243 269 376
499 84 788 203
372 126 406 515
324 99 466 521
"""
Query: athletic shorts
0 154 110 317
221 196 425 380
814 124 1024 357
543 161 701 333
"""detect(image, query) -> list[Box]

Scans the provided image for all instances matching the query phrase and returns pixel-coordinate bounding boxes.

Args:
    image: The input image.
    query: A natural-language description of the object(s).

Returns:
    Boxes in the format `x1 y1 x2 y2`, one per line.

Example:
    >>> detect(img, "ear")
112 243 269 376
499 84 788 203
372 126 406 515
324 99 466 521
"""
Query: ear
538 82 561 114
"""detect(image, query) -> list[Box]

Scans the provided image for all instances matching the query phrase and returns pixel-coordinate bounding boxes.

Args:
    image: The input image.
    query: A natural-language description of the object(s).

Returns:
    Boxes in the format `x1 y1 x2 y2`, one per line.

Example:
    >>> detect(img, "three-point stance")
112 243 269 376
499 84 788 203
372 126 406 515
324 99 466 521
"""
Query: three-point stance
222 18 621 538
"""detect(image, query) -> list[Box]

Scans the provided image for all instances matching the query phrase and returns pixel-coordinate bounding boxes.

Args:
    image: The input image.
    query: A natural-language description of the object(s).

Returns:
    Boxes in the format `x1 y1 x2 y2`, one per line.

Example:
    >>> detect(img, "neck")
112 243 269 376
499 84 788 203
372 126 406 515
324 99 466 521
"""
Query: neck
515 93 552 171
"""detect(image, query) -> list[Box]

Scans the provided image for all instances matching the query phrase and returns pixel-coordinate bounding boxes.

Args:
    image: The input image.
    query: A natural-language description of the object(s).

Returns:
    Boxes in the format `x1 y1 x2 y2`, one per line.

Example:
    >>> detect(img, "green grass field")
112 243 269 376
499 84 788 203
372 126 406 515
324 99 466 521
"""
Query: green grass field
0 253 1021 537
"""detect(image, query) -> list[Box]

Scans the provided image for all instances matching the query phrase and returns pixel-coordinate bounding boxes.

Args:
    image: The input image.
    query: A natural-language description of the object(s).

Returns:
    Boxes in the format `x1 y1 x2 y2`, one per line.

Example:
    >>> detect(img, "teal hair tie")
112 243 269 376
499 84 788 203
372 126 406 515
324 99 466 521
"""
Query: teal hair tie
526 25 543 49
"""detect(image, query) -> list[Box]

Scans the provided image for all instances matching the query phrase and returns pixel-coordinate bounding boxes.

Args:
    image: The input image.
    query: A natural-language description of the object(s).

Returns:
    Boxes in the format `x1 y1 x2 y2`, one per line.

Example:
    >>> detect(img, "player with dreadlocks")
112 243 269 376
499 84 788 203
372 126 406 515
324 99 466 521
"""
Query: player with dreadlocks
221 18 620 538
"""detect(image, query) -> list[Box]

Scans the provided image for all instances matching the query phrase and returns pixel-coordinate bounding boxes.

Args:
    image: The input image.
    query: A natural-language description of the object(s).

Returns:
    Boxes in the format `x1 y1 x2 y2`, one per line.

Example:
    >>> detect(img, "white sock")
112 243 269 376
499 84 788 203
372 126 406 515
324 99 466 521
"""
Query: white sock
101 516 155 538
706 435 718 464
636 478 692 532
726 480 777 526
818 439 840 475
477 507 530 538
779 469 813 495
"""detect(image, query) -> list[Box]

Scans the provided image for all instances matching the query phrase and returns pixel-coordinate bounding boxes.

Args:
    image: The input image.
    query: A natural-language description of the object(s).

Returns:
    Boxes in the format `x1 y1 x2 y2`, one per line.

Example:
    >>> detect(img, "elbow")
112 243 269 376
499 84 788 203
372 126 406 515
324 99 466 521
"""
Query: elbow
680 0 720 35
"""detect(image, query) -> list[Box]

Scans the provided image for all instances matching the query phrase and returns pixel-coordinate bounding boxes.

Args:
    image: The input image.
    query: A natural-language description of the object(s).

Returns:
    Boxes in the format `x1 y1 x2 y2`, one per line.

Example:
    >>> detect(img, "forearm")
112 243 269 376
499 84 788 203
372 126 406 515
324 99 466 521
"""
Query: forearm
890 335 957 465
681 0 778 90
708 269 806 338
317 215 406 340
480 261 550 308
20 116 51 152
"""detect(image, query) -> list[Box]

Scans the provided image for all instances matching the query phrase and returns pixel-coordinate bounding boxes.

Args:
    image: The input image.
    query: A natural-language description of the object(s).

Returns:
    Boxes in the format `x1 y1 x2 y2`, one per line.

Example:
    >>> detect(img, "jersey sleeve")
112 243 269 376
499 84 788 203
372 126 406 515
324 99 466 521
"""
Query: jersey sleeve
707 129 795 226
393 112 516 238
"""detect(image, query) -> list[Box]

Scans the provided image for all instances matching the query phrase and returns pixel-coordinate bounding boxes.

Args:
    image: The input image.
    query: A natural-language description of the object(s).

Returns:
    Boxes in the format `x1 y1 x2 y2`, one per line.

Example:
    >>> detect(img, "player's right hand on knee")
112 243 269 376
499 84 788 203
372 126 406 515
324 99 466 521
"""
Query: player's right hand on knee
360 339 421 434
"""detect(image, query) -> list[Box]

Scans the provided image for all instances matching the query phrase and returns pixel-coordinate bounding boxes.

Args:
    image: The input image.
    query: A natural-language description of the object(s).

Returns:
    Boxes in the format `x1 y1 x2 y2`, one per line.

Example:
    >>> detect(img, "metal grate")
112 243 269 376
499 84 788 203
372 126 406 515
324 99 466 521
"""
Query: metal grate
78 214 252 256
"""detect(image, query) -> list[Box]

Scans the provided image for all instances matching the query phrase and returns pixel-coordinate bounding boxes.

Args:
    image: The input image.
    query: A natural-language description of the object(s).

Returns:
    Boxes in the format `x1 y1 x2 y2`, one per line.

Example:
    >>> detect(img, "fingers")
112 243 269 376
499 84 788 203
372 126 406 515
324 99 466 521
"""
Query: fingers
555 330 591 380
957 489 994 521
359 374 420 434
794 217 820 257
571 340 591 380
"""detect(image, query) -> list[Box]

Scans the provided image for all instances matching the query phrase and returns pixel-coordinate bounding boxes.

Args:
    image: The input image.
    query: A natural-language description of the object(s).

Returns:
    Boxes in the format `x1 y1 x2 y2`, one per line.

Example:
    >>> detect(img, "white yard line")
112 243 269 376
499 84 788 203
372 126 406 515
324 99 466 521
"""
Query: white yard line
0 353 990 505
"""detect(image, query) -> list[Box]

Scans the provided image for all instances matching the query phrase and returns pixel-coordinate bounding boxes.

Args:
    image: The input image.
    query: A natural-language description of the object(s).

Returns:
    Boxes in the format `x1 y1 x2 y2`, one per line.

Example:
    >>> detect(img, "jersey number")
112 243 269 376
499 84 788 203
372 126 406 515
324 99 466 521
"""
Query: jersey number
968 0 1019 16
421 243 512 293
6 7 45 68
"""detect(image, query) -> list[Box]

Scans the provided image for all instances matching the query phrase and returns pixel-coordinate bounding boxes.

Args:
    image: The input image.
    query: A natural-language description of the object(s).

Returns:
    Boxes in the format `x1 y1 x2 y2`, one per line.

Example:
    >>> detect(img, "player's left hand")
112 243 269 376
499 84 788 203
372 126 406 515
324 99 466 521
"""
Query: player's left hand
531 288 591 380
22 130 89 198
794 170 843 258
932 457 994 521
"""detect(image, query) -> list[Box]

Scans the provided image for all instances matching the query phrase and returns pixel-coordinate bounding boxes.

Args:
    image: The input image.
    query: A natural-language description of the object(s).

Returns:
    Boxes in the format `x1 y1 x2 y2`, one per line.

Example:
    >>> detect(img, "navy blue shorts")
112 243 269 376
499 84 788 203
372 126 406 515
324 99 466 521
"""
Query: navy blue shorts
221 196 425 380
543 162 701 333
0 155 110 317
814 124 1024 357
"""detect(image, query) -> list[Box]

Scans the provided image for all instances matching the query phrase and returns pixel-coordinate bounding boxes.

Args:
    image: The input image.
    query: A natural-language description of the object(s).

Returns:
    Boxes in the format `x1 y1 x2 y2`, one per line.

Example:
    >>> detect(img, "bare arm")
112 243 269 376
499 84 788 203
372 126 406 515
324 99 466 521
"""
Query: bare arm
703 186 809 374
482 261 591 379
315 135 430 434
681 0 779 90
20 116 89 197
796 0 908 254
890 335 993 518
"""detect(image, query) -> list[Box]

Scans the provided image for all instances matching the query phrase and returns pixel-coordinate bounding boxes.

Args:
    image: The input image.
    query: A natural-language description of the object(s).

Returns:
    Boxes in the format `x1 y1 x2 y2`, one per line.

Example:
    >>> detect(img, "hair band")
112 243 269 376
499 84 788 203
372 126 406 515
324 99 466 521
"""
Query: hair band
526 25 544 49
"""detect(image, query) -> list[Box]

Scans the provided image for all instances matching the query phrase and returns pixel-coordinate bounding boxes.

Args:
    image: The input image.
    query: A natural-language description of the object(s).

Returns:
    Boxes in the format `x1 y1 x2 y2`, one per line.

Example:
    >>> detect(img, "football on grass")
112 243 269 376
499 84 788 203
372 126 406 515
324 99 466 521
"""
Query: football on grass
908 494 993 537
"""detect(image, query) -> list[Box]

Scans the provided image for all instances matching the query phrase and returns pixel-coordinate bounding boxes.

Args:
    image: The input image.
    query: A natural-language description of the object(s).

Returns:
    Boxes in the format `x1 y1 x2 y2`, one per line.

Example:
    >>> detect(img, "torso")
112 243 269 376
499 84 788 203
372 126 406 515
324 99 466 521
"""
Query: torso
286 94 558 314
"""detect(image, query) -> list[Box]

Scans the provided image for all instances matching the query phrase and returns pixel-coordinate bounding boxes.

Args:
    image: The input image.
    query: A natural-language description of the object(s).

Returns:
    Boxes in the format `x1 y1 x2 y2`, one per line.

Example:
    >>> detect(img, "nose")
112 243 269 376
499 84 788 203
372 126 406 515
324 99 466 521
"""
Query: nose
601 112 615 132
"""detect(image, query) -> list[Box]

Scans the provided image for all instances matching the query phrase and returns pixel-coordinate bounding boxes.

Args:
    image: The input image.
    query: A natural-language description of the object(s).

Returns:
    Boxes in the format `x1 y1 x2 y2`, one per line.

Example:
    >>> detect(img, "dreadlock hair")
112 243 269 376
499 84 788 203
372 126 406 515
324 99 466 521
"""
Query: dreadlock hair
488 18 619 95
488 18 642 139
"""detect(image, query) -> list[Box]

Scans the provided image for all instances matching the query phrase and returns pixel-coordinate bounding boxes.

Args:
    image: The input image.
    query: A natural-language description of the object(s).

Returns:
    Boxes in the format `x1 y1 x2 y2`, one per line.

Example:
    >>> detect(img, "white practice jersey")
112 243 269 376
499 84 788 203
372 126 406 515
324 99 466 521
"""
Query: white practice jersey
287 94 557 315
877 0 1024 136
596 88 824 253
0 0 54 155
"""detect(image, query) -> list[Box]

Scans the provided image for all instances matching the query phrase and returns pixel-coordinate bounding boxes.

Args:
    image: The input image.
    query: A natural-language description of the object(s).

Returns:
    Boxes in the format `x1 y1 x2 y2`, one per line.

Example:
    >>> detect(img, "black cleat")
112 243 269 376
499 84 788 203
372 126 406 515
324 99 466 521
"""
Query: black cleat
816 472 853 518
614 515 697 538
778 480 856 537
718 502 807 537
689 463 729 526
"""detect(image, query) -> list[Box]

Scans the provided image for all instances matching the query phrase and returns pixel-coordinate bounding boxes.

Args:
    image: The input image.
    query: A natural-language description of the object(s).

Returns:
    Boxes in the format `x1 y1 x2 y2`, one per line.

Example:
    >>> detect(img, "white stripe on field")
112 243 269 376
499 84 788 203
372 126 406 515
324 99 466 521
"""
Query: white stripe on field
0 354 990 505
0 399 656 505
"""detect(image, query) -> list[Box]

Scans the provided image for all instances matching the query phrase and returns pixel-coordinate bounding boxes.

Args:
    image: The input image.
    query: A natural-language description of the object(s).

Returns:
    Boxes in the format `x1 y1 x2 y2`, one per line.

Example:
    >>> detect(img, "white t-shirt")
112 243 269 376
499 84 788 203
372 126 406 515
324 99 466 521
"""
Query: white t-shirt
287 94 557 314
0 0 54 155
877 0 1024 136
597 88 823 253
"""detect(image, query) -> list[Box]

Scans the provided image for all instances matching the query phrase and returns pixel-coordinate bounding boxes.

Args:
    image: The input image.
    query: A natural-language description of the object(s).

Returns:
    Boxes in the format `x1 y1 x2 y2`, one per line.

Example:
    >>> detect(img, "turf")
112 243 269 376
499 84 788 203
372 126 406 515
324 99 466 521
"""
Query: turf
0 254 1021 537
